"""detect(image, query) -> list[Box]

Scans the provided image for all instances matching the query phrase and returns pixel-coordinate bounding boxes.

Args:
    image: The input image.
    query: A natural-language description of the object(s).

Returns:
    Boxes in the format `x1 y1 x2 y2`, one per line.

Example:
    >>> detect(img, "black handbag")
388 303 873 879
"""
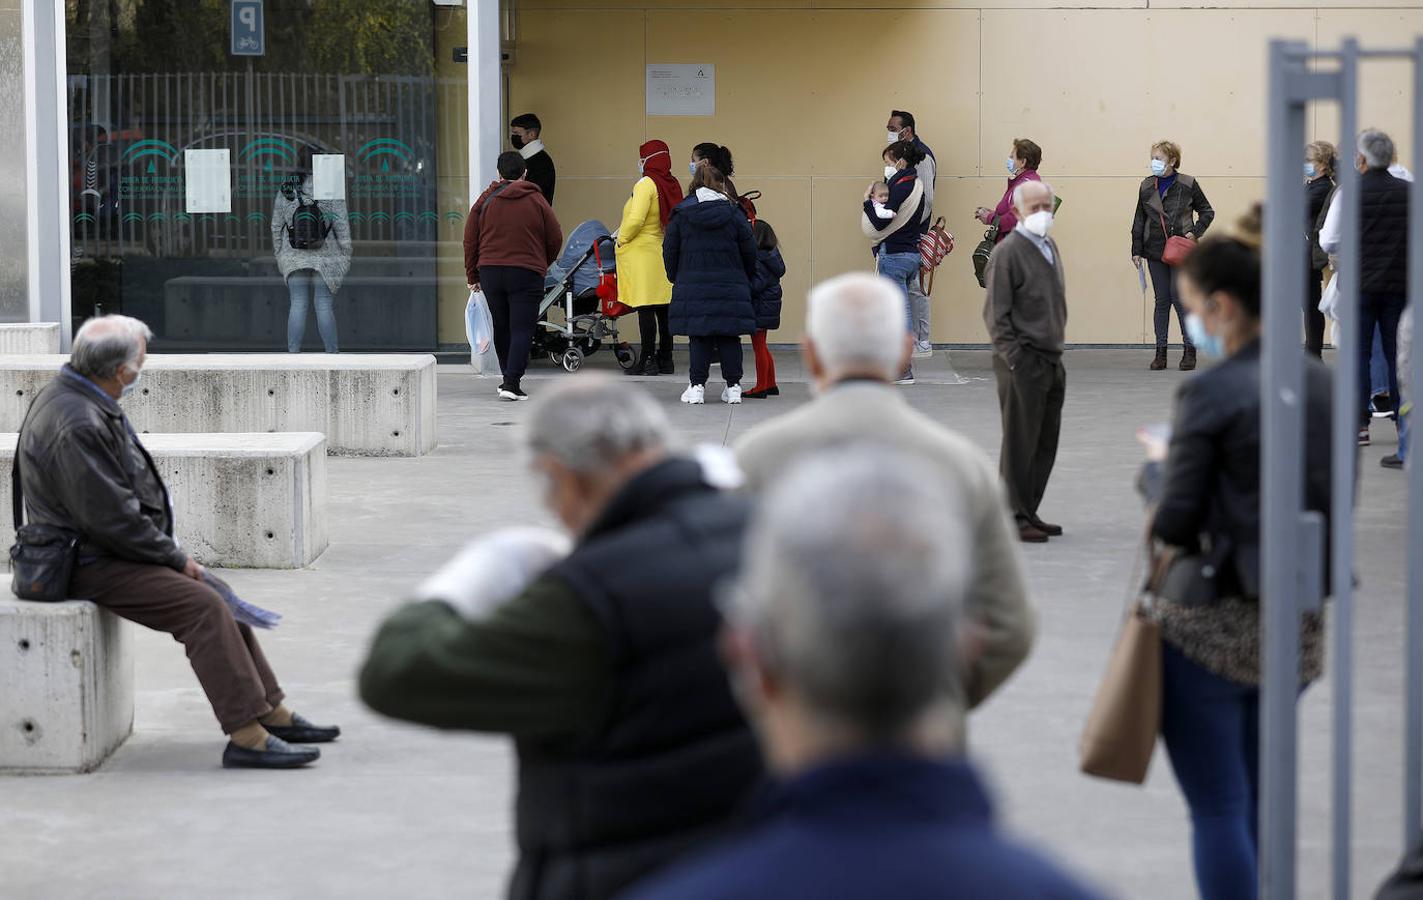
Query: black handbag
1146 544 1219 607
9 444 79 603
973 216 1000 288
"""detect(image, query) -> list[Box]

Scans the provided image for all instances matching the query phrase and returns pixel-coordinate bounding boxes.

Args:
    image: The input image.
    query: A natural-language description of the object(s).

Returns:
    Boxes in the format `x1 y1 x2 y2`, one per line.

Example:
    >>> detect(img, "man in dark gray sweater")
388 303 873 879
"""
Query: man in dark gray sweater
982 179 1068 543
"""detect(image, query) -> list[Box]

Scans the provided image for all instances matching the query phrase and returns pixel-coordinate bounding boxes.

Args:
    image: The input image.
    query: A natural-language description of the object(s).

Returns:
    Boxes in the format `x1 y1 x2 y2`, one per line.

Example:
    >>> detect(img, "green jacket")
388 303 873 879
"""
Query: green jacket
359 573 611 743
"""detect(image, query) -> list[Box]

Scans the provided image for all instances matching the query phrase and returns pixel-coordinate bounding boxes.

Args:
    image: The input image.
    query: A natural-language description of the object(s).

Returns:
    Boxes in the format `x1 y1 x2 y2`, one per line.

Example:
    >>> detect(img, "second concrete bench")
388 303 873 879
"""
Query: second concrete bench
0 432 329 569
0 354 437 457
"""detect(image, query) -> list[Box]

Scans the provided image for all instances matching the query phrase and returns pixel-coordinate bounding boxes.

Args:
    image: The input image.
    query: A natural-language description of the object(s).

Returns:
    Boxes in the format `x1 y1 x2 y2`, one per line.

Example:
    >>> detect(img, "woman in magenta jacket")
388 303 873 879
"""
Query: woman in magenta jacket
974 138 1043 243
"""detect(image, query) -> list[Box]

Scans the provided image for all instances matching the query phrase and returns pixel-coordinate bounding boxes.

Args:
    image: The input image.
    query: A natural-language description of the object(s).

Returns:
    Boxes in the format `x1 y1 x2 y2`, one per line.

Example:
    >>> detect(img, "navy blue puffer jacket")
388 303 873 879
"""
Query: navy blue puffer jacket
664 193 758 337
751 247 785 331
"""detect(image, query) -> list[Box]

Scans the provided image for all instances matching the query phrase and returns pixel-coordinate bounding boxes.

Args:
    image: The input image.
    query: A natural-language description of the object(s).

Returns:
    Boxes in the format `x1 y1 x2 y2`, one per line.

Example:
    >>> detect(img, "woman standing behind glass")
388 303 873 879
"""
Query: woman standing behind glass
1304 141 1338 358
1139 208 1332 900
271 147 351 353
1131 140 1215 372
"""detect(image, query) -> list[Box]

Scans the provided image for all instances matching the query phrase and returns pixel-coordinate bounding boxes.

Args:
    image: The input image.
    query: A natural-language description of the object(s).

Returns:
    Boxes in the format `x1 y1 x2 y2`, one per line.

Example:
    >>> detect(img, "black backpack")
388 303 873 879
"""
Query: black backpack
286 193 330 251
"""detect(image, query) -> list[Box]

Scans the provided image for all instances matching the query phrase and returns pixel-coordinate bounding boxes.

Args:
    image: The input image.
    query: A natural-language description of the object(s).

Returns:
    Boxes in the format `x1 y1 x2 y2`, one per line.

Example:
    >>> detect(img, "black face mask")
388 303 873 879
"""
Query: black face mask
510 133 525 150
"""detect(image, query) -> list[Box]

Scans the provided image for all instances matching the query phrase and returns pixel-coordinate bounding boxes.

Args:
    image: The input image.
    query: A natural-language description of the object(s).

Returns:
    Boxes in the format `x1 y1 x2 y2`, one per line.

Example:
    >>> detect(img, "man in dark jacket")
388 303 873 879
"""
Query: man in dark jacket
16 316 338 768
626 448 1103 900
465 150 563 401
510 112 556 205
1349 128 1410 437
664 171 758 405
359 376 762 900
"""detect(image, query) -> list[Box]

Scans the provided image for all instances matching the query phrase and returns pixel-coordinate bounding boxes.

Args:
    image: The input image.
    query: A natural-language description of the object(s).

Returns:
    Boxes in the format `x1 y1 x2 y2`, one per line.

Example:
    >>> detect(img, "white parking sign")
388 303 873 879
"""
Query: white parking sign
231 0 265 57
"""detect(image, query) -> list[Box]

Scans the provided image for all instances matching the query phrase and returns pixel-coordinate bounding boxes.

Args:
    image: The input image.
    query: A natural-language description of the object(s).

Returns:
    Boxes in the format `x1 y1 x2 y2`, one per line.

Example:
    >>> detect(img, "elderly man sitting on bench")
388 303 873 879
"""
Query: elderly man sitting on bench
14 315 338 769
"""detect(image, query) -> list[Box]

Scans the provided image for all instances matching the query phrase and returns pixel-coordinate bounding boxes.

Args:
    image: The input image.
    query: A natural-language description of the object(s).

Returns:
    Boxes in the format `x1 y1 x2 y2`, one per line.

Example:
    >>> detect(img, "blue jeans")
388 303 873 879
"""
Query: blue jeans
1161 642 1261 900
1372 328 1390 397
287 270 339 353
875 250 919 336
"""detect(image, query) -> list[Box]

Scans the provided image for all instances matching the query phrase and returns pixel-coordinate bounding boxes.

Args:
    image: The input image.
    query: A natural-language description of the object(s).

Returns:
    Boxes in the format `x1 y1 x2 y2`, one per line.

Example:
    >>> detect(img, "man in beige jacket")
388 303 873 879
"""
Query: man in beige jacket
734 272 1035 733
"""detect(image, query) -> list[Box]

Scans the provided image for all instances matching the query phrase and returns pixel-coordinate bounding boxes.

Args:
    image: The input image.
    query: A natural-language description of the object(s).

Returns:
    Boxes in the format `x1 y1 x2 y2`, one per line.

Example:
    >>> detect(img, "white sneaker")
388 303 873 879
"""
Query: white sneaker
721 385 742 404
912 342 934 359
681 384 706 405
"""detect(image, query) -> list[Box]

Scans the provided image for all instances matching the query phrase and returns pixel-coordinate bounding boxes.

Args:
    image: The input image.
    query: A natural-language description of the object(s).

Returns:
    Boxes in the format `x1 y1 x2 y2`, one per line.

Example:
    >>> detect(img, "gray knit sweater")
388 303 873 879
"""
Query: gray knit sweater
982 230 1068 367
270 177 353 294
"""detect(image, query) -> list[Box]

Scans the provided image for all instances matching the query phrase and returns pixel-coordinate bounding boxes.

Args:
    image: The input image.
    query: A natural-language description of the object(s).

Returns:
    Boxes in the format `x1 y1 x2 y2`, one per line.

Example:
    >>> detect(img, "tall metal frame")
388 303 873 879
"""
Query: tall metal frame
1262 37 1423 899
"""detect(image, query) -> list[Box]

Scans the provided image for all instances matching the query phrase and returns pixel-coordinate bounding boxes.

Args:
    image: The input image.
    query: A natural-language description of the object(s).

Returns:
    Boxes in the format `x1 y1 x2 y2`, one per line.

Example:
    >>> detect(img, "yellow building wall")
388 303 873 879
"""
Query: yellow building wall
484 1 1423 346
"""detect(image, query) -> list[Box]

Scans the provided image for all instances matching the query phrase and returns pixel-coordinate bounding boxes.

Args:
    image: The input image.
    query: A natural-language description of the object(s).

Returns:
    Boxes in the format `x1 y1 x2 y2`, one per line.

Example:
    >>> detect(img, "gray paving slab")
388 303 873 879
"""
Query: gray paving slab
0 348 1411 899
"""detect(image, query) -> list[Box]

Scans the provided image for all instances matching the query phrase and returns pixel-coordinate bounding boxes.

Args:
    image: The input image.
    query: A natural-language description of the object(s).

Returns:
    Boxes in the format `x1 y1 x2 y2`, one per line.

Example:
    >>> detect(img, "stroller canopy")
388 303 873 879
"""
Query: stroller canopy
547 219 615 298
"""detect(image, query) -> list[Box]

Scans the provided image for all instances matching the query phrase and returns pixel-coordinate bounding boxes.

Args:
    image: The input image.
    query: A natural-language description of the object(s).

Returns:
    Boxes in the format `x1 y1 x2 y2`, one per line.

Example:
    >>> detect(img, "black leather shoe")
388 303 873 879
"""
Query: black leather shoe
1382 454 1405 470
222 735 320 769
658 356 675 375
1030 517 1064 537
264 713 341 744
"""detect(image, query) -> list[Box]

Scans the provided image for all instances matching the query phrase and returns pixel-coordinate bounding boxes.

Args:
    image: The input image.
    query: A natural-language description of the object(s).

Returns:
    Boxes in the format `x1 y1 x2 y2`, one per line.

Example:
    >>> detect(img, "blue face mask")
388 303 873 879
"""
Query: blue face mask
1151 158 1168 177
1185 313 1225 359
1305 162 1318 179
1005 157 1017 175
120 368 143 398
689 161 698 177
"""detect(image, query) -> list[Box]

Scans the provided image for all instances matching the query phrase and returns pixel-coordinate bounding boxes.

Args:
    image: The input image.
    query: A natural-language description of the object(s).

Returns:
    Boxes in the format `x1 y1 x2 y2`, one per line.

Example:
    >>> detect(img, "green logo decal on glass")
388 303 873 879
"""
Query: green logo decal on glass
120 139 180 174
355 138 416 172
238 137 298 173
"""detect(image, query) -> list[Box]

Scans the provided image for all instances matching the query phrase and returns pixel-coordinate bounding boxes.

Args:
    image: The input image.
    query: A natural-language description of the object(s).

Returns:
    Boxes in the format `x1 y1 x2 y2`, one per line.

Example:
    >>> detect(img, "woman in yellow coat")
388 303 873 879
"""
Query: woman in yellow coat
617 140 683 375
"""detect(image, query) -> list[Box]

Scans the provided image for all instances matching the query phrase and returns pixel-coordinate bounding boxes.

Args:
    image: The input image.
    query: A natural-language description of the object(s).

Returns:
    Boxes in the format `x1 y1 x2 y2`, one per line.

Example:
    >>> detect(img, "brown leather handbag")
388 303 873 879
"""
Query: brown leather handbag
1080 597 1161 783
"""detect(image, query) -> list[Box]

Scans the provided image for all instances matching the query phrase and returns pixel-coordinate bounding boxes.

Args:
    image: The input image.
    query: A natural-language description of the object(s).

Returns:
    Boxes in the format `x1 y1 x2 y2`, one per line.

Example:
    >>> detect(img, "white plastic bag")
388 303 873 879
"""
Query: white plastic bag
1320 272 1341 349
465 291 500 377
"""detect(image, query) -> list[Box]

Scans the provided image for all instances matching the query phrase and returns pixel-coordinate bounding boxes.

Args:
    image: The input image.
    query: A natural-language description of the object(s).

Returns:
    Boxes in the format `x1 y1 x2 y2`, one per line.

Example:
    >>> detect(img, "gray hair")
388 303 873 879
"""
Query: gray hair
805 272 906 381
70 315 153 380
1359 129 1395 170
1012 179 1055 212
729 445 971 740
524 374 672 473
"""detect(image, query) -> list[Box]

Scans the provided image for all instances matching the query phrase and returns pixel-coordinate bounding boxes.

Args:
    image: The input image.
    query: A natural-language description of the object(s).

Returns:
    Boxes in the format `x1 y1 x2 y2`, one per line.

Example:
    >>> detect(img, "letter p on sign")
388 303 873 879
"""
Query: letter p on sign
230 0 265 57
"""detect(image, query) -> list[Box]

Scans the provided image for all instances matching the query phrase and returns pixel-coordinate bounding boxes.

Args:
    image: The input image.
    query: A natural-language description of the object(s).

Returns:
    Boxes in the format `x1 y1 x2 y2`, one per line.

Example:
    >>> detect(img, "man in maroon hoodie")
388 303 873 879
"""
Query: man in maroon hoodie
465 151 563 400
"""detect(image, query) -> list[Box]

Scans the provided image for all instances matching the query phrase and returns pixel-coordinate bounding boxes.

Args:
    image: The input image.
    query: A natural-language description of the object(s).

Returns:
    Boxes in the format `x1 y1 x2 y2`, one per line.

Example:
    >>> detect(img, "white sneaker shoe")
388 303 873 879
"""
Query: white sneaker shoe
721 385 742 404
681 384 706 405
912 342 934 359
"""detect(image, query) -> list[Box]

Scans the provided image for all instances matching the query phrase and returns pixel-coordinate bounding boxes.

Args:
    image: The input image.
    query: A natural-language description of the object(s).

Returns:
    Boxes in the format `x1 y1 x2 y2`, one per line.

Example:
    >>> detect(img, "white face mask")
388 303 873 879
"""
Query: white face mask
884 165 898 181
886 130 900 144
1023 210 1054 238
1151 158 1168 176
1006 157 1018 176
120 367 143 398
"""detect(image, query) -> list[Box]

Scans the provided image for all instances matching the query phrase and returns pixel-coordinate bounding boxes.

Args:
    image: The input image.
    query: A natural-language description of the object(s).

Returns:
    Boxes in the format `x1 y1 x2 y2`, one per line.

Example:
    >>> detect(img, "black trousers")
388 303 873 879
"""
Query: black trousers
689 335 743 387
1358 290 1407 426
993 352 1066 522
637 306 673 363
1304 267 1326 358
1148 258 1194 350
480 265 544 388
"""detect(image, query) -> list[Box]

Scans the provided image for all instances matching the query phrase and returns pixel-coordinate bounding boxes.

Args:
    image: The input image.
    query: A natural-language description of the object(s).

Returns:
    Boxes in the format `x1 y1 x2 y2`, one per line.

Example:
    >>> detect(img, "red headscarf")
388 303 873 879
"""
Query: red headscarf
638 139 684 228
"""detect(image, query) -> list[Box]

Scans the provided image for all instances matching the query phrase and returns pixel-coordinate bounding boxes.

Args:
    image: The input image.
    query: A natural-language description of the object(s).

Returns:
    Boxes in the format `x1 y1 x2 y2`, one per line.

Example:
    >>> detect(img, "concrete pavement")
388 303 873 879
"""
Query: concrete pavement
0 349 1411 899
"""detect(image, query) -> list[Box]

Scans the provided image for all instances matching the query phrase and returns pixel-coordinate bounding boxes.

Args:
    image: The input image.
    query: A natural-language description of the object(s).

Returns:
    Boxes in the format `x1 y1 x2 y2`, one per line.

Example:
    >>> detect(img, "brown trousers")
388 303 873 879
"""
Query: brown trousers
69 558 284 734
993 352 1066 522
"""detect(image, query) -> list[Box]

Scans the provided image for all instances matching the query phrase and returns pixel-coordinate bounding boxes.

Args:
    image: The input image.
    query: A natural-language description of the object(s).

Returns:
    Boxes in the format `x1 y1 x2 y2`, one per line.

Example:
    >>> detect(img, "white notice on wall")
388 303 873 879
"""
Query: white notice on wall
184 149 231 213
646 64 715 117
313 154 346 201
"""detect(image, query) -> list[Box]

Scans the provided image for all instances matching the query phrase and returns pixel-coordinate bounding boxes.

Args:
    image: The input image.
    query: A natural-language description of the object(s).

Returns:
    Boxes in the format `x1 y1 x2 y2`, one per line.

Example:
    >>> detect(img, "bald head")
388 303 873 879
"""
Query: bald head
1012 180 1054 219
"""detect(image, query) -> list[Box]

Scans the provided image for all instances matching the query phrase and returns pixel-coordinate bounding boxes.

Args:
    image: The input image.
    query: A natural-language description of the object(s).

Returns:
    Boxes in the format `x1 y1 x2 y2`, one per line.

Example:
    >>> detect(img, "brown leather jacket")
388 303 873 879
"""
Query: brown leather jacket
16 366 186 570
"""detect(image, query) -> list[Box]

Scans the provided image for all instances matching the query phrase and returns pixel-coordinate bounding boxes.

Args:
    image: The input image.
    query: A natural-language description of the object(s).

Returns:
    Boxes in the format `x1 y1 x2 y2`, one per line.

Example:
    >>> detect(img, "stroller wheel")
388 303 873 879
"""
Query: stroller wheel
561 347 585 373
615 342 640 371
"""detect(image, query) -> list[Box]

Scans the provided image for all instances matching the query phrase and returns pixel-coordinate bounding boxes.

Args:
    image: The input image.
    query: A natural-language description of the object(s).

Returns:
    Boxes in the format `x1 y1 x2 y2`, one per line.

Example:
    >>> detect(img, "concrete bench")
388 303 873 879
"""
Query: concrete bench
0 354 437 457
0 594 133 773
0 432 329 569
0 324 61 355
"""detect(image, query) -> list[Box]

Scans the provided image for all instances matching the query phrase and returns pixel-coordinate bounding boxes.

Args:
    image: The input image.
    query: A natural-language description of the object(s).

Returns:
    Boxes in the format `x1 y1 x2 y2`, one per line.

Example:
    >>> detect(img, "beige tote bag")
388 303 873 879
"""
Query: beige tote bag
1079 600 1162 784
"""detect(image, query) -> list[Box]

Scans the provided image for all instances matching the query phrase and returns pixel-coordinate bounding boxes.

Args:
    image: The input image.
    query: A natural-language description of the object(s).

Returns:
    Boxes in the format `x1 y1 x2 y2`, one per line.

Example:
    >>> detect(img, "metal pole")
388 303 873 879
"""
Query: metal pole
1261 38 1309 900
21 0 74 344
467 0 501 206
1331 40 1360 899
1405 35 1423 852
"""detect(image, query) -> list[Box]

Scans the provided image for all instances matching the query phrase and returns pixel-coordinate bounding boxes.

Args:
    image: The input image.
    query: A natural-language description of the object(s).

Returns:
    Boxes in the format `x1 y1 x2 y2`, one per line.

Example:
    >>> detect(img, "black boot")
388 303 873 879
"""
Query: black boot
1179 347 1197 371
1150 348 1167 371
658 352 675 375
625 351 656 376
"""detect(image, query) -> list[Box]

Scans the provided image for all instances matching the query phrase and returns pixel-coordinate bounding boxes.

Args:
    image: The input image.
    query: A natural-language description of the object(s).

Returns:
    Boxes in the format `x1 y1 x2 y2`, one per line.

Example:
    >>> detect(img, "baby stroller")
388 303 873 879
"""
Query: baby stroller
532 220 640 373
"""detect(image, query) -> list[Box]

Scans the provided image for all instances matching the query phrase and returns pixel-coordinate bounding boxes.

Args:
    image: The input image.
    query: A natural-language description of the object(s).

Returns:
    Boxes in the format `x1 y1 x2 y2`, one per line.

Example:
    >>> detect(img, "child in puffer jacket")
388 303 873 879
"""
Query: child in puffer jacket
746 219 786 399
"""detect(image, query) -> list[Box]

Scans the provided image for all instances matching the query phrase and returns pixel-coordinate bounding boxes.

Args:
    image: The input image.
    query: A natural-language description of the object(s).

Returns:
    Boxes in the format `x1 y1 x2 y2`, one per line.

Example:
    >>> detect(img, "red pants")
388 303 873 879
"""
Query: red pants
751 330 777 390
